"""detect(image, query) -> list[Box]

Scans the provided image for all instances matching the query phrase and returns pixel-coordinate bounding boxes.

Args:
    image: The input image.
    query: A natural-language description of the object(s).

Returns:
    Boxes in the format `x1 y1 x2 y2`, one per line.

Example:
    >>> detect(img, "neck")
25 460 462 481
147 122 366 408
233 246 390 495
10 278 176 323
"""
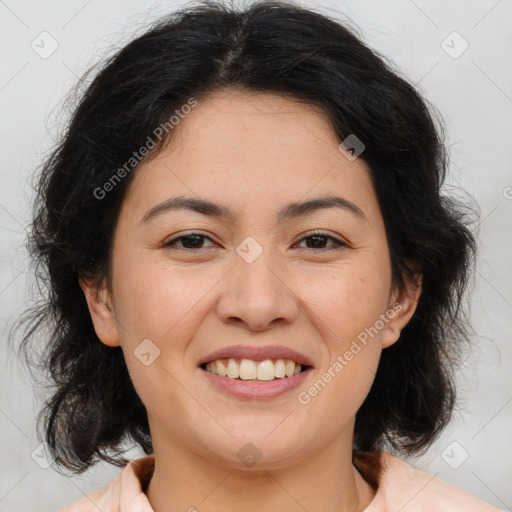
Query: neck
145 428 376 512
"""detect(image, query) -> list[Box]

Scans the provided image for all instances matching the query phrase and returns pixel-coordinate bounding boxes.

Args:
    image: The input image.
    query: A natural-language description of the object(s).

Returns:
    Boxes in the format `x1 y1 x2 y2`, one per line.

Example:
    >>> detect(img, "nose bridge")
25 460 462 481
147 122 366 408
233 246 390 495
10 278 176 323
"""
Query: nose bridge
216 235 299 330
237 243 280 297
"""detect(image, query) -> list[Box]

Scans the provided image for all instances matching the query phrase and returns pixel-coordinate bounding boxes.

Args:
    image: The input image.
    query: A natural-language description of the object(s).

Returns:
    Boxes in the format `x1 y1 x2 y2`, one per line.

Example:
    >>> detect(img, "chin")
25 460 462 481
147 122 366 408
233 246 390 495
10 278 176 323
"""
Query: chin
198 422 313 470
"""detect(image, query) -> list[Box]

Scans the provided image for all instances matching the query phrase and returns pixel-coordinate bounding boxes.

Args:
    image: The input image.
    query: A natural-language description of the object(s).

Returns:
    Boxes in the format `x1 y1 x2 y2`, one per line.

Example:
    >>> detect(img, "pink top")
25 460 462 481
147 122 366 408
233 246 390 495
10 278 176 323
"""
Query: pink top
59 451 503 511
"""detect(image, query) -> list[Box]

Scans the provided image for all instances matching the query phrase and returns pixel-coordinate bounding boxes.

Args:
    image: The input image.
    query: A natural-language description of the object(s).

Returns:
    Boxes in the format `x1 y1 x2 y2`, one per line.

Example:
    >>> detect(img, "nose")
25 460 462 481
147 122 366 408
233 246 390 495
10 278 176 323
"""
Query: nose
215 248 300 331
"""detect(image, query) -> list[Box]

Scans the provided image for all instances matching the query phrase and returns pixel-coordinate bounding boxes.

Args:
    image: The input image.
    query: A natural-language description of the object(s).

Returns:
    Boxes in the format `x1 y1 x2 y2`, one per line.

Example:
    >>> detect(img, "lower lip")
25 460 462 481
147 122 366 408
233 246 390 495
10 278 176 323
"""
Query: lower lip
201 367 313 399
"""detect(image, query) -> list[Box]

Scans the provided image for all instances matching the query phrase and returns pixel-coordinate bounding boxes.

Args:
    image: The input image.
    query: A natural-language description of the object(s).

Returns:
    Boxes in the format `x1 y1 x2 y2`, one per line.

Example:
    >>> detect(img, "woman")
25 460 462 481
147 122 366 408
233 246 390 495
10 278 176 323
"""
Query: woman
18 0 502 510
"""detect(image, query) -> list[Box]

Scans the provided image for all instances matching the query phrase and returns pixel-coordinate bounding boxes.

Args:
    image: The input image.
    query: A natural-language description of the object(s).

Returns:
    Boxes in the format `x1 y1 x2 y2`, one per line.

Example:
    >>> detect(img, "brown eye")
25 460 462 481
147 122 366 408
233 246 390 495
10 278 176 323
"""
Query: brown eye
164 233 216 250
296 231 346 251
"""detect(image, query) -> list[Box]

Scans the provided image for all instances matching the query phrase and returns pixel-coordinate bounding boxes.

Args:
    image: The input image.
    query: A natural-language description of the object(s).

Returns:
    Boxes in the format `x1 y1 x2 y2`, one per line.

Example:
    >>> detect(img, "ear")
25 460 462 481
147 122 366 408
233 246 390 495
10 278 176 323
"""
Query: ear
79 274 121 347
381 272 422 349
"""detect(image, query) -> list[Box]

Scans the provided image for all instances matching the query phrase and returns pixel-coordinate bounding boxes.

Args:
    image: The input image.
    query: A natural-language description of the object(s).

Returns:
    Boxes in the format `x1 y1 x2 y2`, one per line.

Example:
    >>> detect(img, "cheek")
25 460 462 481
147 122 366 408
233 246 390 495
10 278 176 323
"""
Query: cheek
111 259 218 407
305 262 391 347
113 252 216 342
297 263 389 405
114 264 206 427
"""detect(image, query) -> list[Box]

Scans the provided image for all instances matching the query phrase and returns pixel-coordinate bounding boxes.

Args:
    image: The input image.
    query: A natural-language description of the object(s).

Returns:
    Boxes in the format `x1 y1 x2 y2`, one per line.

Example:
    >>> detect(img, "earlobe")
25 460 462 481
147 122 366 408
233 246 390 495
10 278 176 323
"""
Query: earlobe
79 275 121 347
381 274 422 349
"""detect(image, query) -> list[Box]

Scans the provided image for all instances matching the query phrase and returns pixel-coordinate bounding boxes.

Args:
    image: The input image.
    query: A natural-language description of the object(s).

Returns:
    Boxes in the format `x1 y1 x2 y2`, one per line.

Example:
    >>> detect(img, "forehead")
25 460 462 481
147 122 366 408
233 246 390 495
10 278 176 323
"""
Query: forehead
170 88 340 159
122 88 380 226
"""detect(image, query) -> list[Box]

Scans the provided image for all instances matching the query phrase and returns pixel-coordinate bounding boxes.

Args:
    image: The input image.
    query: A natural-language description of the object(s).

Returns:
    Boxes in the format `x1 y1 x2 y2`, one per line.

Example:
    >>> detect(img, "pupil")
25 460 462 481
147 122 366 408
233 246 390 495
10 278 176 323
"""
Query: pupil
309 235 325 248
183 235 202 248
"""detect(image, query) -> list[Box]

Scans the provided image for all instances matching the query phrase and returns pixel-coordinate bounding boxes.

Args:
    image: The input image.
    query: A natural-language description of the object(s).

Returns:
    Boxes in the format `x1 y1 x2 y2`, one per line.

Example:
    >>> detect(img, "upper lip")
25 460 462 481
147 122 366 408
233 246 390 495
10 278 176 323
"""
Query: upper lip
198 345 314 367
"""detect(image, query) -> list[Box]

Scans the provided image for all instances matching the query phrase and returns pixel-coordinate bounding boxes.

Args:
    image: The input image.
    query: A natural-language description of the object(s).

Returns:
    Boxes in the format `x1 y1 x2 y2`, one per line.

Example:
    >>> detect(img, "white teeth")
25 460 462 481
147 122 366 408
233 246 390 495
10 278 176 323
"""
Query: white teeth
256 359 275 381
226 358 239 379
204 358 305 381
274 359 286 378
239 359 257 380
285 360 295 377
216 359 227 377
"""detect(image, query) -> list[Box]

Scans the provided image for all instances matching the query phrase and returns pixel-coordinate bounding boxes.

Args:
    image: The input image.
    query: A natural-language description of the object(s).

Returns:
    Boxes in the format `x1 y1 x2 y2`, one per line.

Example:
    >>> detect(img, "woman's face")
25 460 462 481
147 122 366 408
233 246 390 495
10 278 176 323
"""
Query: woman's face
83 88 419 469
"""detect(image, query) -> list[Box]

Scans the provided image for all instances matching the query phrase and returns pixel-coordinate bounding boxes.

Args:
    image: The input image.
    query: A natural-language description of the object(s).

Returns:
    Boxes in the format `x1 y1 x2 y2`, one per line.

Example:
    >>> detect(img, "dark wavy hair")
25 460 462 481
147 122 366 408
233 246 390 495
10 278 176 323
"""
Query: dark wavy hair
16 0 477 487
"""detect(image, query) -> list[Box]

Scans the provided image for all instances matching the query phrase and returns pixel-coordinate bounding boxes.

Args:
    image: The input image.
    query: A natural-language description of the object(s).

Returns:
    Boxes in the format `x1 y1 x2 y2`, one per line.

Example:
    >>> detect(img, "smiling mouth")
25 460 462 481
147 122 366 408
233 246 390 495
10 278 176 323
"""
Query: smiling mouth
200 358 311 382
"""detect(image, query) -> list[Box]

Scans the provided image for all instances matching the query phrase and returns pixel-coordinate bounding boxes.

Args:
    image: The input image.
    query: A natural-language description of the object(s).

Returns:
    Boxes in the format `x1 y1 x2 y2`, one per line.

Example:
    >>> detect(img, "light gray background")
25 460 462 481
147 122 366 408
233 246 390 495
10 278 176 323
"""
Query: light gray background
1 0 511 510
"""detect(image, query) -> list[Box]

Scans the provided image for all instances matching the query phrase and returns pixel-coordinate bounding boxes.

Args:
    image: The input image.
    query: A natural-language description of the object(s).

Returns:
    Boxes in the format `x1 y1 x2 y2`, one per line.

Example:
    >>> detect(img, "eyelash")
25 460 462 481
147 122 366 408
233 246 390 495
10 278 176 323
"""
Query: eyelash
163 230 347 253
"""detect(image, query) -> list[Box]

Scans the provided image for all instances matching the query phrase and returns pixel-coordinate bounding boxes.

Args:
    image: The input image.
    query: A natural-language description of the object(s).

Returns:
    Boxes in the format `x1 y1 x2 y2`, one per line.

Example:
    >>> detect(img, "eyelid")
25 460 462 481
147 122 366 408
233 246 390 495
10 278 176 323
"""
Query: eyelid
162 230 218 247
298 229 346 242
163 229 349 252
294 230 348 249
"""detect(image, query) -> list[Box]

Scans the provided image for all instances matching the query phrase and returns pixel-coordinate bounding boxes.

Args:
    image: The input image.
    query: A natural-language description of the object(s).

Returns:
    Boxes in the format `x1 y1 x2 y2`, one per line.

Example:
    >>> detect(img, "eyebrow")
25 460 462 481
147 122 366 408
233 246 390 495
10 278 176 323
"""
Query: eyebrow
140 194 367 225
